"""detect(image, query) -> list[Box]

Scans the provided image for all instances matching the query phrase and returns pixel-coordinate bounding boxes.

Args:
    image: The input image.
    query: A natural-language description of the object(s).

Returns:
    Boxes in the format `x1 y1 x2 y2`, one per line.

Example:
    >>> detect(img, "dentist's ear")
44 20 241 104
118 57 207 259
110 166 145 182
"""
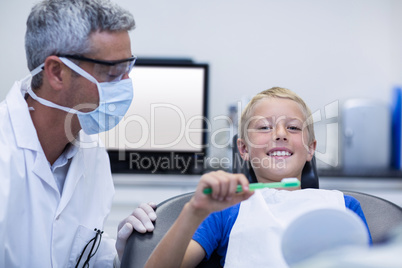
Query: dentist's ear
306 139 317 161
43 55 66 91
237 138 250 161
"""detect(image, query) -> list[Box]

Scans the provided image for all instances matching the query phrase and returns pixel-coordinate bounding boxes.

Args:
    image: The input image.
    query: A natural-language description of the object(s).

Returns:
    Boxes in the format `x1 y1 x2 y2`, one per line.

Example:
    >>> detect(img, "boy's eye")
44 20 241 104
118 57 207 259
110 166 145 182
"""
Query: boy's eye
258 125 272 130
287 126 301 131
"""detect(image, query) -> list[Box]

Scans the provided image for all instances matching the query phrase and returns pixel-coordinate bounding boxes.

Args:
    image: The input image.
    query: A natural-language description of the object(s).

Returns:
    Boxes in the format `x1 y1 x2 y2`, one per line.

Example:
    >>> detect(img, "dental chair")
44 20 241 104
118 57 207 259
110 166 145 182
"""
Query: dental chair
121 191 220 268
121 135 402 267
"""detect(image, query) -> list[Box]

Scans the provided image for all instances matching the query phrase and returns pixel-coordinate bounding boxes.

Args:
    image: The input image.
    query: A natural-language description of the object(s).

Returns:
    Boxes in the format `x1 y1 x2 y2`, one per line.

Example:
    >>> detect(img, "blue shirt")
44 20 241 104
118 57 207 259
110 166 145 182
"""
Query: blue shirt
193 195 372 266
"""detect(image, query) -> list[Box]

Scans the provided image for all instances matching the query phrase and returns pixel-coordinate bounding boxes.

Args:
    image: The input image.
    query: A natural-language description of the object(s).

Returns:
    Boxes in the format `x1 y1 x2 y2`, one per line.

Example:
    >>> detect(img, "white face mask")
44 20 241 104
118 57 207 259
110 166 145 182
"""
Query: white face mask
26 57 134 135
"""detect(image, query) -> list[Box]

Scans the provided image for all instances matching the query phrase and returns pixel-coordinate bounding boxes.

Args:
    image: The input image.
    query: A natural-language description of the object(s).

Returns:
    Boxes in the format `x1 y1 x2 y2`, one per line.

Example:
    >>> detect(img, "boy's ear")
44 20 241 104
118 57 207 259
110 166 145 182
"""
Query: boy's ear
237 138 249 161
306 139 317 161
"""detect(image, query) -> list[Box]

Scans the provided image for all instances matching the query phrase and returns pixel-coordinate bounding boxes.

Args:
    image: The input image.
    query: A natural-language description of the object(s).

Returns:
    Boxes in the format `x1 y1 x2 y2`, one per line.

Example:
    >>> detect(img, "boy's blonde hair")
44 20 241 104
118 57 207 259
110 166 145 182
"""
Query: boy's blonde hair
238 87 315 144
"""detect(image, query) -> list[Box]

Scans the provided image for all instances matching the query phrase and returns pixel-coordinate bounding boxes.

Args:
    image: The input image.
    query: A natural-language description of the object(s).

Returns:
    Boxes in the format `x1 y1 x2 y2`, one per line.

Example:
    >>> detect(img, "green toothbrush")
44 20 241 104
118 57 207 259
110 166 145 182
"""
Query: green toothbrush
203 178 300 194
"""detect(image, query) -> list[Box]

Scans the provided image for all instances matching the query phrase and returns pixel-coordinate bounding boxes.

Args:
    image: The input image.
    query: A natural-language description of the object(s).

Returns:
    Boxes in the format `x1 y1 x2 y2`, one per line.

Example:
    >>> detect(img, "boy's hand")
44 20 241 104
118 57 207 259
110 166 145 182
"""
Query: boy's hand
190 171 254 216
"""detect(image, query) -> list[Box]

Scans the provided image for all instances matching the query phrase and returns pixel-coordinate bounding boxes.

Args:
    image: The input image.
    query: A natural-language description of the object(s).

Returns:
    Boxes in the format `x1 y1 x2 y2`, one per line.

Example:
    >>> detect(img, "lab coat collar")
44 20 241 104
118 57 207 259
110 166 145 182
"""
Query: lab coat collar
31 133 86 212
6 80 85 199
6 80 61 193
56 146 85 215
55 132 100 215
6 80 41 152
51 142 79 172
32 150 59 193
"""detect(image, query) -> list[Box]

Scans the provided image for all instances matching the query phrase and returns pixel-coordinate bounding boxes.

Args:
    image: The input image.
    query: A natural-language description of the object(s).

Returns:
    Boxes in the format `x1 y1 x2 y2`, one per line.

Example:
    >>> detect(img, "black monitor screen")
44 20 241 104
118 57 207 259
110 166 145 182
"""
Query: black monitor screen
100 59 208 174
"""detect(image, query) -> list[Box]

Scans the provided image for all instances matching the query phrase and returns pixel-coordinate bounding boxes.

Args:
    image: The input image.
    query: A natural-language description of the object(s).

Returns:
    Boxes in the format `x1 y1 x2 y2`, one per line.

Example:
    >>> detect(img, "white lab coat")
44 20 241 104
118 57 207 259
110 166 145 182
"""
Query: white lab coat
0 80 117 267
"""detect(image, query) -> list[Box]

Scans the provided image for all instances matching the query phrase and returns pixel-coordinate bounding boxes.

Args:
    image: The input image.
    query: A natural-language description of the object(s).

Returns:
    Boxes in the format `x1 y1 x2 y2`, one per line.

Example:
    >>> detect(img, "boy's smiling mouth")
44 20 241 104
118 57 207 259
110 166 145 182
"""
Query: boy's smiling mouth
267 148 293 157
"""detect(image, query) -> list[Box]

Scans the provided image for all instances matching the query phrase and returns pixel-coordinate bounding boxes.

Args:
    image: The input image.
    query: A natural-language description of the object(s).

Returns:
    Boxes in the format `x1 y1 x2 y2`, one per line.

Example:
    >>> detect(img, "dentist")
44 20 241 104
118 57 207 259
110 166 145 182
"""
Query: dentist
0 0 156 267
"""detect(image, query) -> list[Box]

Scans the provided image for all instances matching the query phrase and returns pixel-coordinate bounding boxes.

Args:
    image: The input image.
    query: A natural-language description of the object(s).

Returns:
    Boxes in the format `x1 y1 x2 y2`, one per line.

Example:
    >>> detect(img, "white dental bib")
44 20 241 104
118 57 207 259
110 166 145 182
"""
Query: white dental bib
224 188 345 267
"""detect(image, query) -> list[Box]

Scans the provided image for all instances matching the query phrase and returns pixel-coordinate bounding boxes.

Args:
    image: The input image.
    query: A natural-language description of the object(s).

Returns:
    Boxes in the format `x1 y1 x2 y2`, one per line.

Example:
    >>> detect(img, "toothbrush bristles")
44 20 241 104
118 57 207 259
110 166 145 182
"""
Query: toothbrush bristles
281 178 299 183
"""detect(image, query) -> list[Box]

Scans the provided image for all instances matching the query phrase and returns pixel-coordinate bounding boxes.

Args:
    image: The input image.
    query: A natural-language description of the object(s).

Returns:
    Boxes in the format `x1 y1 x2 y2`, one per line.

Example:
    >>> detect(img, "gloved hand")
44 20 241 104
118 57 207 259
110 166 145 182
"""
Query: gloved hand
115 202 157 261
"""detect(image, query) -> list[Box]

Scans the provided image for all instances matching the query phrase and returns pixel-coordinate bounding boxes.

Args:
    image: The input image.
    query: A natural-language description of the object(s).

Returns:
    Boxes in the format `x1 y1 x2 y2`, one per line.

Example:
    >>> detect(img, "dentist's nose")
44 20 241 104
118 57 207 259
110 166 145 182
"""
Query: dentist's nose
122 72 130 80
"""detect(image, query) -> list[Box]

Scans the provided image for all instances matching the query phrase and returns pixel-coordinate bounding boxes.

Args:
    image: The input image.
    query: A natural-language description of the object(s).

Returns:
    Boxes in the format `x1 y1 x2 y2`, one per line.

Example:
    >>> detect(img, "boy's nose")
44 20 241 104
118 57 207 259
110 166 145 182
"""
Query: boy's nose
273 125 288 141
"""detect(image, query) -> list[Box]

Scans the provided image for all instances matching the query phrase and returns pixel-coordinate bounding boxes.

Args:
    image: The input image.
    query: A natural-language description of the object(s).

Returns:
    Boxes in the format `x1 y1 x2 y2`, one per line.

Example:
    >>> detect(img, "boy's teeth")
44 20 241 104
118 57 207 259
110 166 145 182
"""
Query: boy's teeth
270 151 291 156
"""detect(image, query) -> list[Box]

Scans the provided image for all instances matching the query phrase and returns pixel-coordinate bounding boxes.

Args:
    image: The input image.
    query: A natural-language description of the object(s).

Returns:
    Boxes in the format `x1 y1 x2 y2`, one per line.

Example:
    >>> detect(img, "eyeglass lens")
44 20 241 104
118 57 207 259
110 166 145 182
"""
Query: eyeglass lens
92 59 135 82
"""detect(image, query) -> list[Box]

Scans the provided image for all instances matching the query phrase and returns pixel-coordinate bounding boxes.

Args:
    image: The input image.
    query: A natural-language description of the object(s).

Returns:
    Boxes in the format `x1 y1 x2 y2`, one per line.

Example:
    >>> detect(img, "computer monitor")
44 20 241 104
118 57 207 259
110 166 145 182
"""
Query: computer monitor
100 58 209 174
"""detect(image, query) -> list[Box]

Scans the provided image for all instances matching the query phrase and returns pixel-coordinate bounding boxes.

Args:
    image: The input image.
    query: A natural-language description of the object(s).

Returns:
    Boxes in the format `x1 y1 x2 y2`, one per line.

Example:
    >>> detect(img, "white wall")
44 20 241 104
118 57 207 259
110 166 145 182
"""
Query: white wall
1 0 402 165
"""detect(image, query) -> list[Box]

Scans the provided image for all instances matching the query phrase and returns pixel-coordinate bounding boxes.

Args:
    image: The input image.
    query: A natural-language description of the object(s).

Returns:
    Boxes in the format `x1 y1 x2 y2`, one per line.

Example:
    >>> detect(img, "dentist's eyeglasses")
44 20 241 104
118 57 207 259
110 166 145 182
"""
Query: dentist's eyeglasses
75 228 103 268
58 54 137 82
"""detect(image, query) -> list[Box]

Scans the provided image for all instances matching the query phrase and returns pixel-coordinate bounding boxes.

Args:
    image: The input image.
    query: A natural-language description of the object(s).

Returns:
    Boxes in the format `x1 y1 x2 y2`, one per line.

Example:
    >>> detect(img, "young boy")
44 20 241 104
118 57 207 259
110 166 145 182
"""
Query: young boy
145 87 371 267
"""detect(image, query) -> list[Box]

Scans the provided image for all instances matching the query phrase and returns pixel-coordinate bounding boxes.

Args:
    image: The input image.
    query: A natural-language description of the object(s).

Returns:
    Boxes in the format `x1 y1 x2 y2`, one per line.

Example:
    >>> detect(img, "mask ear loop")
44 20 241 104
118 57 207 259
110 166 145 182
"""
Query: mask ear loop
58 57 103 102
20 63 45 95
58 57 99 85
27 87 82 114
26 61 83 114
27 57 103 115
31 63 45 77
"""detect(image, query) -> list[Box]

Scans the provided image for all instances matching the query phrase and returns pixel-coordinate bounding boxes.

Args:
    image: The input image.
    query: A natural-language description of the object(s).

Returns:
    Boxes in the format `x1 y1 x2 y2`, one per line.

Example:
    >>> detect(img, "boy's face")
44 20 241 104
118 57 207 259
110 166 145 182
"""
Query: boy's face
238 97 316 183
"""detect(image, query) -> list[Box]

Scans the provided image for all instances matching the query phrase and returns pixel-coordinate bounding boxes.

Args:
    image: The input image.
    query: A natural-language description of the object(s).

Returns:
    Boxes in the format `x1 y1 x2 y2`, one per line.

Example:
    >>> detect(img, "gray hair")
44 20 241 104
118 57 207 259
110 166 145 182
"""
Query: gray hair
25 0 135 89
